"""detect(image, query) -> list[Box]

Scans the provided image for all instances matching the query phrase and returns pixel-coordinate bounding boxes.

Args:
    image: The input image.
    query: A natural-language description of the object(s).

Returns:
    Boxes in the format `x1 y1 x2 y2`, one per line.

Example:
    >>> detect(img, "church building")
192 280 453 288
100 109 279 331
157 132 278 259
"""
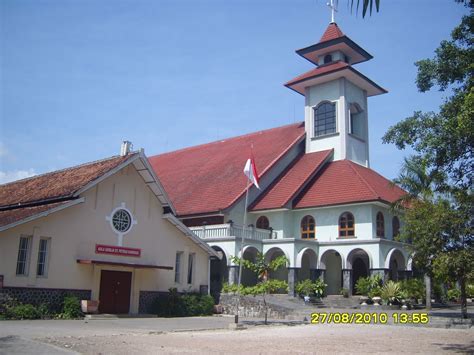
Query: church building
149 22 411 298
0 21 412 313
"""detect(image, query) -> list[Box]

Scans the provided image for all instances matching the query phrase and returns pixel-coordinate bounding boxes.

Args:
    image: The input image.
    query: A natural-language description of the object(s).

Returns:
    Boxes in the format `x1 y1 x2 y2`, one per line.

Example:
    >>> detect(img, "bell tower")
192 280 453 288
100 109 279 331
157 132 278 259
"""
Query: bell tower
285 22 387 167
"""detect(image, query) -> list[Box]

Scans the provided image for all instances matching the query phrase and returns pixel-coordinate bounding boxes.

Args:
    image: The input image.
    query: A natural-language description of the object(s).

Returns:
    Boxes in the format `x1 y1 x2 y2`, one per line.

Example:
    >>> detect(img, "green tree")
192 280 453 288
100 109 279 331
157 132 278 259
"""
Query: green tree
383 6 473 193
231 252 288 324
386 3 473 318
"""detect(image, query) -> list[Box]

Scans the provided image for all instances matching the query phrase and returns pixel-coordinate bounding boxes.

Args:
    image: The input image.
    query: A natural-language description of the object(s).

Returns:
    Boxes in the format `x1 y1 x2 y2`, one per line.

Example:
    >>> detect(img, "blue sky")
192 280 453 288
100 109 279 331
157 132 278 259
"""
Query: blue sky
0 0 469 183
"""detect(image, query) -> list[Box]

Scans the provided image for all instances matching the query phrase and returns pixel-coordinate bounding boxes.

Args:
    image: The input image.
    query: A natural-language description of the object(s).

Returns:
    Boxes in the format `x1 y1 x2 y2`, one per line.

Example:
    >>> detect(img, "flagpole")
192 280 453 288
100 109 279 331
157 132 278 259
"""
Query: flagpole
235 180 250 324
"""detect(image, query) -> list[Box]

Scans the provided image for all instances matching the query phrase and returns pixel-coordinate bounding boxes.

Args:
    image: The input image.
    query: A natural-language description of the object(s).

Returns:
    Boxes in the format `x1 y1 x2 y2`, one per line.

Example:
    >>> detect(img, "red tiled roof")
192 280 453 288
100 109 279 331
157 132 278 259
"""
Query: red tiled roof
319 23 344 43
149 123 306 216
0 201 71 229
0 154 135 208
294 160 406 209
285 61 349 87
251 150 333 211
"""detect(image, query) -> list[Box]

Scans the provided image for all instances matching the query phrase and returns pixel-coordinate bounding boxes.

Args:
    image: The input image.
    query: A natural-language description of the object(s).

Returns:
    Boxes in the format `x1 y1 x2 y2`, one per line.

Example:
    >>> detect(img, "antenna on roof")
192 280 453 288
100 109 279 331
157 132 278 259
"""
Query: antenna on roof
327 0 338 23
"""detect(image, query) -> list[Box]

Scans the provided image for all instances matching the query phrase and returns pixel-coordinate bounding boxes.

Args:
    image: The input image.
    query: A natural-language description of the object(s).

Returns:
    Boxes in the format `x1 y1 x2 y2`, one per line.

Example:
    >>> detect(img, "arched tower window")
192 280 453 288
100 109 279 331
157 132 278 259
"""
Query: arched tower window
376 212 385 237
256 216 270 230
324 54 332 64
313 101 336 137
392 216 400 238
301 215 315 239
339 212 355 237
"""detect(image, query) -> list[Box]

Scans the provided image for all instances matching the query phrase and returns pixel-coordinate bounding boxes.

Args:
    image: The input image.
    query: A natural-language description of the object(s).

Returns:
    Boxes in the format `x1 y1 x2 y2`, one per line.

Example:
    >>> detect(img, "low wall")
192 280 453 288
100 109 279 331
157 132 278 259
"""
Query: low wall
0 287 91 312
219 293 292 319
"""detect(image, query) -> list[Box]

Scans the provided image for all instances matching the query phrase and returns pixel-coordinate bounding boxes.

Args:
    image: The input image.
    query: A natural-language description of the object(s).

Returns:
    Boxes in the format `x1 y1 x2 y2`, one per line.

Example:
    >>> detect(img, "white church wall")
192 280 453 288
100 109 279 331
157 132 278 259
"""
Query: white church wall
291 204 373 242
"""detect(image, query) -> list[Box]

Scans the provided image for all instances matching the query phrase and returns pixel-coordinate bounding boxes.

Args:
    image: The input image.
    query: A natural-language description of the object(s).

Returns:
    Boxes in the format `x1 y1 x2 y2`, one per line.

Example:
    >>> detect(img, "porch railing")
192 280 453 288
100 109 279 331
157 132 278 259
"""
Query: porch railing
189 223 276 241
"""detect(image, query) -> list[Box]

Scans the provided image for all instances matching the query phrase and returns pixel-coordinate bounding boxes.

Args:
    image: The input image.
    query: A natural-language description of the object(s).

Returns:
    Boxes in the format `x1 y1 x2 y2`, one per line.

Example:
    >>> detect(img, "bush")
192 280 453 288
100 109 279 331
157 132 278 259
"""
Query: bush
60 295 82 319
295 279 327 298
8 304 40 320
381 281 403 305
399 278 425 300
340 288 349 298
467 284 474 298
221 283 244 294
447 288 461 302
355 275 383 296
153 288 214 317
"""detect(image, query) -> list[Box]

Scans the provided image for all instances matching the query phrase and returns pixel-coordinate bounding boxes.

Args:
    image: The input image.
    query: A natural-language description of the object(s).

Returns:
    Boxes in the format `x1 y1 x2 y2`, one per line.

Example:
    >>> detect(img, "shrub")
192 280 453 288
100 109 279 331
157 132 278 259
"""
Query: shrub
467 284 474 298
8 304 40 320
221 282 244 294
355 275 383 296
295 279 327 298
447 288 461 302
381 281 402 305
153 289 214 317
399 278 425 300
340 288 349 298
61 295 82 319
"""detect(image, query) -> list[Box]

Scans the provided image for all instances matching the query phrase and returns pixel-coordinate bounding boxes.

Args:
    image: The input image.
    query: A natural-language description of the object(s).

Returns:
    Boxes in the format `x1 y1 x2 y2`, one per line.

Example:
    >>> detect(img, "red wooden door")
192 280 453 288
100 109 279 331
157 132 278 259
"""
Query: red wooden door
99 270 132 314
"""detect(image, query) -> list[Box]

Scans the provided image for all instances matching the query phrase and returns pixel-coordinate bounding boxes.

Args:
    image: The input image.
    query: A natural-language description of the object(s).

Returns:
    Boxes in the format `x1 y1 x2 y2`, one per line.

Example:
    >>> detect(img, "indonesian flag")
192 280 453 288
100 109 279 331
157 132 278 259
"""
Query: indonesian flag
243 156 260 189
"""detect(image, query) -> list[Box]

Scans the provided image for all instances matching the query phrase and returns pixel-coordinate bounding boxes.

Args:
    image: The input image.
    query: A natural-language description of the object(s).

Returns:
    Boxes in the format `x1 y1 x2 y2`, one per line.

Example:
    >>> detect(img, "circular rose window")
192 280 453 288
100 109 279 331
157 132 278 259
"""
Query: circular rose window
111 209 132 233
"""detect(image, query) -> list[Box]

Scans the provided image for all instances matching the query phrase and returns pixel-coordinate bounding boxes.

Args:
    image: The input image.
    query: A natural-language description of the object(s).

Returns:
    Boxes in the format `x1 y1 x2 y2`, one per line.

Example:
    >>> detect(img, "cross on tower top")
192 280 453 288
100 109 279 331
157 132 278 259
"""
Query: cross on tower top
327 0 338 23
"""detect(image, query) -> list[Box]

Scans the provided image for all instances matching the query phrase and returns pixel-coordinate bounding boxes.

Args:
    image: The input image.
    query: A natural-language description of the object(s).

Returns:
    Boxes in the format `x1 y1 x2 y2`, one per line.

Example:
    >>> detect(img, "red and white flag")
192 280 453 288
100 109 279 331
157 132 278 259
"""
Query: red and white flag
243 156 260 189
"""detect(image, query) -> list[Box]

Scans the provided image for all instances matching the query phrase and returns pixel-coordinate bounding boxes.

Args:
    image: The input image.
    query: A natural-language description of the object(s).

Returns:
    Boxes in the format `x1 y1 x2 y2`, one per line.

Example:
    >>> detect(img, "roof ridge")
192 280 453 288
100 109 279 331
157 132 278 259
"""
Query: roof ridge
151 121 304 158
0 152 138 187
345 160 380 199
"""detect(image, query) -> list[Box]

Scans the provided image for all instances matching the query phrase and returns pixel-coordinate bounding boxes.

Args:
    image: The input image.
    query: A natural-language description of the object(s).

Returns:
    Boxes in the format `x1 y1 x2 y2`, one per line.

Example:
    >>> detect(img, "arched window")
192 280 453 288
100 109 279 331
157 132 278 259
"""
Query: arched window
376 212 385 237
324 54 332 64
339 212 355 237
392 216 400 238
313 102 336 137
301 215 316 239
256 216 270 230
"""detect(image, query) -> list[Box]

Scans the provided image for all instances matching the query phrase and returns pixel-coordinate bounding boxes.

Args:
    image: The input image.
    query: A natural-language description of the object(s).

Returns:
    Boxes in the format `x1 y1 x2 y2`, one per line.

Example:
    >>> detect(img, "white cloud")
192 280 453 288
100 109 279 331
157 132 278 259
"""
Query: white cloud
0 169 37 184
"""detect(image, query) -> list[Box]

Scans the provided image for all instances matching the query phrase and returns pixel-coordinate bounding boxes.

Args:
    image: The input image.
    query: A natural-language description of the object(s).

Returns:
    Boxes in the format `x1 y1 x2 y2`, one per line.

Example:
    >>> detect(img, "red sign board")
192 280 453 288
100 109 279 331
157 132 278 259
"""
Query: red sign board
95 244 141 257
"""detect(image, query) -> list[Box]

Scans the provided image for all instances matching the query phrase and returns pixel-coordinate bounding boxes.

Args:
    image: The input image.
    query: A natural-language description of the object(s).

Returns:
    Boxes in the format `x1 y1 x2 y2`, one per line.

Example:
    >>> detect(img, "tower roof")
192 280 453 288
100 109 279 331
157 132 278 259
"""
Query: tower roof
296 23 373 66
284 60 387 97
320 22 344 42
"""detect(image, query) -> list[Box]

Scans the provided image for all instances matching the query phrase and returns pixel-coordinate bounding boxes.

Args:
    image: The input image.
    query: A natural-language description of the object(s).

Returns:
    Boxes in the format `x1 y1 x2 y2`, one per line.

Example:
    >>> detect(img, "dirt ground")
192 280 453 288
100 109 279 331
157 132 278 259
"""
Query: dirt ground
42 323 473 354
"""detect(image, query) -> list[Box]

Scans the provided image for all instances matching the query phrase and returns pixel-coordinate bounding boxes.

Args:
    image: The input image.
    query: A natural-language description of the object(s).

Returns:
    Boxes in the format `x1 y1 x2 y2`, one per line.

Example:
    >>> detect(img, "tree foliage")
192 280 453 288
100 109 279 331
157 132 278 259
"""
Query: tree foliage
383 7 474 193
386 3 473 318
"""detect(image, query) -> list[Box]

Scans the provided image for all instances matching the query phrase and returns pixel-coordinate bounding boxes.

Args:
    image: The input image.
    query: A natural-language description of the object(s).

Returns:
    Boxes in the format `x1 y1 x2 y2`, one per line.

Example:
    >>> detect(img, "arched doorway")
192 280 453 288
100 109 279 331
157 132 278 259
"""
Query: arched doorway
210 246 228 303
297 248 317 281
241 246 259 286
320 250 342 295
385 248 406 281
264 247 288 282
347 249 371 294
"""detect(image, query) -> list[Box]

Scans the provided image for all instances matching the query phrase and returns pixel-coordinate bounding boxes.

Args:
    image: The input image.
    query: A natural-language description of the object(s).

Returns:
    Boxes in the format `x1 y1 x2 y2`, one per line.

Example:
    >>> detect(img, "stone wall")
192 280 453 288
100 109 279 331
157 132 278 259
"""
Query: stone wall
0 287 91 313
219 293 291 319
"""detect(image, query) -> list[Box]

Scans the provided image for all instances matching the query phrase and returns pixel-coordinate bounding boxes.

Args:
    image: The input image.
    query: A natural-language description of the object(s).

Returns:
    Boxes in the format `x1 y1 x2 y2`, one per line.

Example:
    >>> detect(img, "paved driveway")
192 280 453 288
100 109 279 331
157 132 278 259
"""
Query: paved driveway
0 316 236 354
